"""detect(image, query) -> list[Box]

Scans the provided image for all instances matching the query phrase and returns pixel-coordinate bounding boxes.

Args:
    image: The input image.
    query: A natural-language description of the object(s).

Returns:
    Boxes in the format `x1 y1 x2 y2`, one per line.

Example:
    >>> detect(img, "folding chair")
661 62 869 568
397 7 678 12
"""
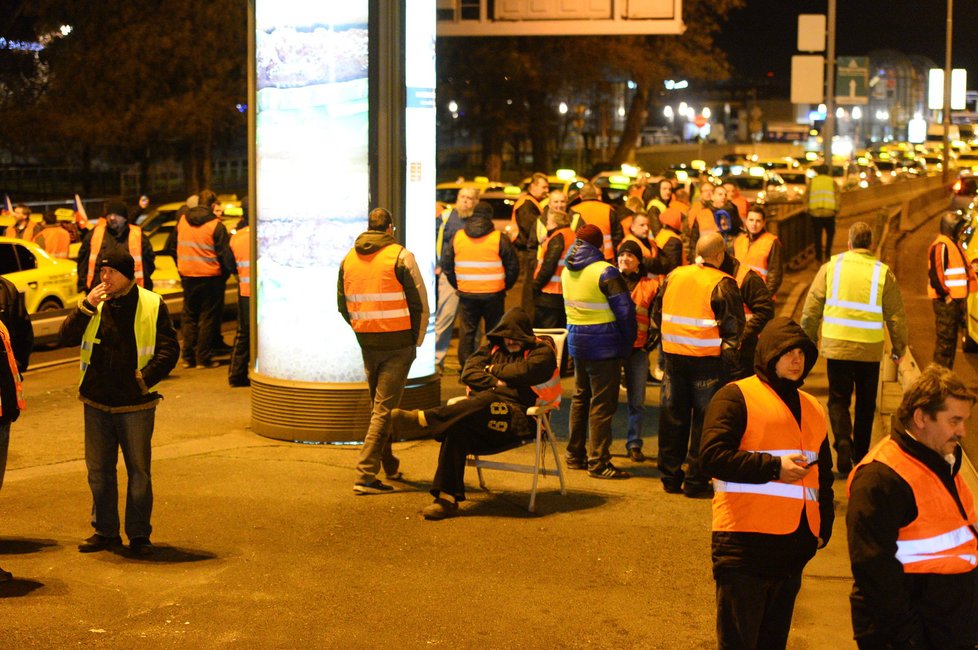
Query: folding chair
449 328 568 513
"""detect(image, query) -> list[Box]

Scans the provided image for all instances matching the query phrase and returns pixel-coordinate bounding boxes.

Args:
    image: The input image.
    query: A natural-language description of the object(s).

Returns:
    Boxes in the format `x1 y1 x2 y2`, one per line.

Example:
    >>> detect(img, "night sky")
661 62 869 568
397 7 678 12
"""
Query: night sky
718 1 978 86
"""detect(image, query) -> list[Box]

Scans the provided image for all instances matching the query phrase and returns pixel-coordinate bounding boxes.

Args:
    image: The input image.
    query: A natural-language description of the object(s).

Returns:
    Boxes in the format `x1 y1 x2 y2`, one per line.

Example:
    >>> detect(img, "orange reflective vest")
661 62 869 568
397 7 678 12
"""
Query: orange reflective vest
342 243 410 333
535 227 575 295
713 375 825 536
86 223 146 288
453 230 505 294
0 320 24 415
730 195 748 221
928 234 977 299
849 437 978 574
492 340 562 407
734 263 754 318
230 226 250 298
661 264 731 357
38 225 71 259
630 276 659 349
734 231 777 279
575 200 615 260
622 233 653 260
4 223 38 241
176 217 221 277
690 203 716 234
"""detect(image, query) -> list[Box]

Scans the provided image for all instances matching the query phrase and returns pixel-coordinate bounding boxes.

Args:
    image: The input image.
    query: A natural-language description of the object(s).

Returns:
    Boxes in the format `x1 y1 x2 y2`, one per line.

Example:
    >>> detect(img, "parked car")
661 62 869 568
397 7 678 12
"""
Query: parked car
0 237 82 313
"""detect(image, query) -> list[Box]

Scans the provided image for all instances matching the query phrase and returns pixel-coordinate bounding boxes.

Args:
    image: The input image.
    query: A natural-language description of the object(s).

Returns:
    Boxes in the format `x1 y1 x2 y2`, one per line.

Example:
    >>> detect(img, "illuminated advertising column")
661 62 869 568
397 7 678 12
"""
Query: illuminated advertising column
250 1 437 442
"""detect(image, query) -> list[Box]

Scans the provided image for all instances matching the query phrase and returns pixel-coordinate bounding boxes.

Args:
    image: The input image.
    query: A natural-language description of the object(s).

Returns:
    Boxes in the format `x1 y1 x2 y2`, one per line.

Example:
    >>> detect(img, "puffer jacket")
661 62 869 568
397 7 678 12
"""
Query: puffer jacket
561 239 636 360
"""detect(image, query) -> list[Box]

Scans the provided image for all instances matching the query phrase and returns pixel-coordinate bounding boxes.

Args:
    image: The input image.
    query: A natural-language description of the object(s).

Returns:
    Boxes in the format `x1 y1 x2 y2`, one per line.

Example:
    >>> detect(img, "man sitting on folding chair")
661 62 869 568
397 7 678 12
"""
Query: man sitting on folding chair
392 307 558 520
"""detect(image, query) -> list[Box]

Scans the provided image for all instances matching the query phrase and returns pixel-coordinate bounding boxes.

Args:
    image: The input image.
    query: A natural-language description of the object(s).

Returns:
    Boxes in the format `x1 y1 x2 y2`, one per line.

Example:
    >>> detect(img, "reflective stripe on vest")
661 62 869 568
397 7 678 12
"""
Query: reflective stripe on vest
79 286 160 384
661 264 730 356
808 174 837 212
562 261 616 325
733 231 776 278
490 341 561 407
87 224 146 288
712 376 826 536
230 226 250 297
454 230 505 293
630 276 658 349
176 216 221 277
848 437 978 574
0 320 24 413
535 227 575 294
928 235 977 299
823 251 886 343
575 200 614 259
342 244 410 332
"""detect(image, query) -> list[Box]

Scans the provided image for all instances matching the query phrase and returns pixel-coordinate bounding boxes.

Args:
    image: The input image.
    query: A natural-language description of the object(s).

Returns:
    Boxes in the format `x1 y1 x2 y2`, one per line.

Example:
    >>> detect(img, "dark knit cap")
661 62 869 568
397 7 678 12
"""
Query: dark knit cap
100 249 135 280
617 239 643 259
104 201 129 220
472 201 494 220
576 223 604 250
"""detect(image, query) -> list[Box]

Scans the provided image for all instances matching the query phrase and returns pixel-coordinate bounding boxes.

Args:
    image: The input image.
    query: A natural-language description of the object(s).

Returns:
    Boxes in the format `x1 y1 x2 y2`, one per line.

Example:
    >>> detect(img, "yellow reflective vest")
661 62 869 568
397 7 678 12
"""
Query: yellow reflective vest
822 251 886 343
562 261 615 325
807 174 837 216
80 286 160 385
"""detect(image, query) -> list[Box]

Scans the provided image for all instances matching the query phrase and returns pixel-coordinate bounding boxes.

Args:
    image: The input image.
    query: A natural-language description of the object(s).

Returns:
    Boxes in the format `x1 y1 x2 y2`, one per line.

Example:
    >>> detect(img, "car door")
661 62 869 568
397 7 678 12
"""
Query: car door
0 241 40 312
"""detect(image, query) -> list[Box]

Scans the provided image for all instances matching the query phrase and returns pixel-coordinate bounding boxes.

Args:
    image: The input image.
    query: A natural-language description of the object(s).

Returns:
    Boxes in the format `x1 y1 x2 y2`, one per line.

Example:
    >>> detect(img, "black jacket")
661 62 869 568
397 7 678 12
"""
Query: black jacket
700 316 835 578
512 197 543 251
76 224 156 292
720 253 774 377
847 428 978 648
443 212 519 299
59 284 179 410
646 226 683 276
163 207 236 280
0 276 33 373
461 307 556 408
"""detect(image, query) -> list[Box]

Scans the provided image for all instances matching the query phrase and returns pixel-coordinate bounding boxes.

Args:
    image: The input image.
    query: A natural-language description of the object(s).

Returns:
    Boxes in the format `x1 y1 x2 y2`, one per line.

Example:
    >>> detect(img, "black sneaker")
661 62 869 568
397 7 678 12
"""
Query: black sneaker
564 457 588 470
78 533 123 553
662 481 683 494
683 484 715 499
129 537 154 556
588 463 630 479
627 448 646 462
353 479 394 495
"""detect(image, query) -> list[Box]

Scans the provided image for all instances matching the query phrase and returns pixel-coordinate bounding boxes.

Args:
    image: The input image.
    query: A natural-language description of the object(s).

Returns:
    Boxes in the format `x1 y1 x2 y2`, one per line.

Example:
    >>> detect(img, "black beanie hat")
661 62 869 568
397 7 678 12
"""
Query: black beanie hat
100 249 135 280
104 201 129 220
617 239 643 259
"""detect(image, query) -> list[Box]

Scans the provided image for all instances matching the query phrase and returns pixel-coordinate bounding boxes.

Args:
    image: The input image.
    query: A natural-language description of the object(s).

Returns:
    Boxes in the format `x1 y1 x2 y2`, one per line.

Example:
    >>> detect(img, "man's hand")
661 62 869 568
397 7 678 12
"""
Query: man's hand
778 454 810 483
86 282 110 307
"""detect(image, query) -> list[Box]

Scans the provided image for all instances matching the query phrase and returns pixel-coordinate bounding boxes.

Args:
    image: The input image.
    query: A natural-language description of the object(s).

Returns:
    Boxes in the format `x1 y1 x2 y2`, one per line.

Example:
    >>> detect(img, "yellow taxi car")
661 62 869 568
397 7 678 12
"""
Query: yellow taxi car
520 169 588 203
435 177 509 214
959 211 978 352
0 236 82 313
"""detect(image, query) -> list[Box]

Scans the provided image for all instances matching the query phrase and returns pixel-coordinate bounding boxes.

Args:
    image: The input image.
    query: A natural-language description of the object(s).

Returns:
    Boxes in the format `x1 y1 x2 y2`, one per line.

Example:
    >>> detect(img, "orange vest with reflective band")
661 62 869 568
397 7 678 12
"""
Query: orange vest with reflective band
0 321 25 415
491 339 562 407
39 225 71 259
713 375 825 536
176 217 221 277
661 264 730 357
535 227 574 295
630 276 659 349
230 226 250 297
454 230 505 294
342 244 410 333
620 214 633 235
575 200 615 260
928 234 977 299
86 223 146 288
734 231 777 279
849 437 978 574
4 223 38 241
508 195 542 243
730 195 748 221
622 233 653 260
690 203 715 234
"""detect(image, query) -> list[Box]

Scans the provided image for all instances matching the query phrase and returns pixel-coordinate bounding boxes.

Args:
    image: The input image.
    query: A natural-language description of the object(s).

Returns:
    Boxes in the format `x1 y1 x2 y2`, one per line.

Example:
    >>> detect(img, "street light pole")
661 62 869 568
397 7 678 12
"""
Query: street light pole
823 0 836 166
943 0 953 184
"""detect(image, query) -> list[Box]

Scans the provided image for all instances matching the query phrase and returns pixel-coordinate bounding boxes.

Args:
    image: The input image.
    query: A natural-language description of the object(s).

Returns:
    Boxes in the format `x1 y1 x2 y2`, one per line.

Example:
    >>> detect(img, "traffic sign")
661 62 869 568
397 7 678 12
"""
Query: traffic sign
836 56 868 105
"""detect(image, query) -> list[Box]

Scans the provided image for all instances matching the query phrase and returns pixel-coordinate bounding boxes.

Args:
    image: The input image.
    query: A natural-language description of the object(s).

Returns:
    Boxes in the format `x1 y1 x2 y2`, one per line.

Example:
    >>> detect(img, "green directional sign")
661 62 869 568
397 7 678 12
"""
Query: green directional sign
836 56 869 105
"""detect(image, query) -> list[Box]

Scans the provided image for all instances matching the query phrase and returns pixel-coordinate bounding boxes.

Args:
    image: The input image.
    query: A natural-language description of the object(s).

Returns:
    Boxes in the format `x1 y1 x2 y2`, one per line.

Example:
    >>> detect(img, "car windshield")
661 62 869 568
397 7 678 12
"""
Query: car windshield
780 173 807 184
480 196 517 219
140 208 180 234
0 242 37 274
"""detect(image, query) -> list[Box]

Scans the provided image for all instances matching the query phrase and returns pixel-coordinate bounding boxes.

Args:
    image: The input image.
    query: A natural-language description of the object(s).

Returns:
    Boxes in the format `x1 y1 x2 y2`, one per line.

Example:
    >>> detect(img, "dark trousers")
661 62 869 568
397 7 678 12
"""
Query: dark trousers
428 392 526 501
533 302 567 329
228 294 249 385
811 216 836 262
567 356 622 469
715 570 802 650
932 297 965 369
181 275 225 365
519 250 537 322
826 358 880 467
657 353 726 490
457 294 505 369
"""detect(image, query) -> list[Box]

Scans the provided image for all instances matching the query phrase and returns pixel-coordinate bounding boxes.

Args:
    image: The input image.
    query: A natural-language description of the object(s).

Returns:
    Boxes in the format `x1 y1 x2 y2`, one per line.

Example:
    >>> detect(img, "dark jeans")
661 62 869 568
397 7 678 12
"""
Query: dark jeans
180 275 225 365
567 356 622 469
0 421 9 491
519 250 537 322
826 358 880 466
932 297 965 369
228 294 250 385
355 346 416 484
533 302 567 329
811 216 836 262
84 405 156 540
428 392 526 501
457 294 505 370
657 353 726 490
715 569 802 650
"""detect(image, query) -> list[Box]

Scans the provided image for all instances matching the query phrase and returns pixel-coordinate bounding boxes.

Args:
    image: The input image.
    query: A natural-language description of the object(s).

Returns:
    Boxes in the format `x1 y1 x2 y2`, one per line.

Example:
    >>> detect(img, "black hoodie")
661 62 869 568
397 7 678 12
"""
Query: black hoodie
461 307 557 408
700 316 835 577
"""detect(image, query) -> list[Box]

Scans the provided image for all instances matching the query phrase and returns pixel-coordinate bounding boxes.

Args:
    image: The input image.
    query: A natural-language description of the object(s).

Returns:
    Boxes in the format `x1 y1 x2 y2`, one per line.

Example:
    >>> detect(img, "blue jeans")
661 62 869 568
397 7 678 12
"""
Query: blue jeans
0 421 10 492
355 346 416 483
84 405 156 540
623 348 649 450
